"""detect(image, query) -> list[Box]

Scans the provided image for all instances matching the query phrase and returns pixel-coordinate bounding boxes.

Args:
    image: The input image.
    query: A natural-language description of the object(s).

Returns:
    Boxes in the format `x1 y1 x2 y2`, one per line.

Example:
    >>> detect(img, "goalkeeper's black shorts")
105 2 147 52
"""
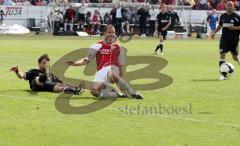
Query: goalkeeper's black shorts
30 80 57 92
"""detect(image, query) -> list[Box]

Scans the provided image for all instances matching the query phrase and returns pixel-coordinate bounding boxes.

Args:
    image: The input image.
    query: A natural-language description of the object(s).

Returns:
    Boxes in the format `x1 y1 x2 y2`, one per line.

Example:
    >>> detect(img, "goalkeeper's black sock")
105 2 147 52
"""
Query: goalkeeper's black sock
63 87 80 95
219 59 225 66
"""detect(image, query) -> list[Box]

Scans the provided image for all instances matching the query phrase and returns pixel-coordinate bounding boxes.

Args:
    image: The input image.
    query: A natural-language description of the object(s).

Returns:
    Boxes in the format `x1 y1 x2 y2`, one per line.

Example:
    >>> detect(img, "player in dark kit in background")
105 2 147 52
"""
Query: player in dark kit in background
155 4 171 55
212 1 240 80
10 54 83 94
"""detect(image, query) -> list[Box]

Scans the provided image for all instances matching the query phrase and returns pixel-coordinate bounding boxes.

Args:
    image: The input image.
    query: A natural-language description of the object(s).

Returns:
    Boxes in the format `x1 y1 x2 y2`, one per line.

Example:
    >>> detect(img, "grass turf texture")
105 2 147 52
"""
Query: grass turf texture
0 35 239 146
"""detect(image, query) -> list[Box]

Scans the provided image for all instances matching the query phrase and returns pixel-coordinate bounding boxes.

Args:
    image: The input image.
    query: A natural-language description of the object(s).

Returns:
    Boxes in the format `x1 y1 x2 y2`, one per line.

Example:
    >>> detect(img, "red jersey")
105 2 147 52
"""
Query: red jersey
65 8 75 21
93 15 98 21
92 14 99 22
86 41 125 71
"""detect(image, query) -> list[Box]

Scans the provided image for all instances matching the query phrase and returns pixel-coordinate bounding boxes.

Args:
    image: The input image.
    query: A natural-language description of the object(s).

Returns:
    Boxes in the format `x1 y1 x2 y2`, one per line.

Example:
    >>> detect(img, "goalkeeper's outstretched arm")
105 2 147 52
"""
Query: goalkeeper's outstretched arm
10 66 24 79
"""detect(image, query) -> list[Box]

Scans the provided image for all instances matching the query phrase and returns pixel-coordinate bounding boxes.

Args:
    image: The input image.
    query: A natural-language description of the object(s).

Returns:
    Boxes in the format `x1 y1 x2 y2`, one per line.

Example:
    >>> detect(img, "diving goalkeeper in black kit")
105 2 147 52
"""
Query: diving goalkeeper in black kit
10 54 83 94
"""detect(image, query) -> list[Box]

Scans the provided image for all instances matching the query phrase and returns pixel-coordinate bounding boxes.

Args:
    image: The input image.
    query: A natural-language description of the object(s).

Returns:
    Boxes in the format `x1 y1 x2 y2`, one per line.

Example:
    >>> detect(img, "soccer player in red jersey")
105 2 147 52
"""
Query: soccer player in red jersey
66 24 143 99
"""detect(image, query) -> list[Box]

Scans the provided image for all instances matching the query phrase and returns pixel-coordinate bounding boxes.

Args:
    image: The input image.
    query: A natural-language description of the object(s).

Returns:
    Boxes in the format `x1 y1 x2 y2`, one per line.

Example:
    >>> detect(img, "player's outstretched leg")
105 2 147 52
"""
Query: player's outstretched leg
55 83 82 95
108 71 143 99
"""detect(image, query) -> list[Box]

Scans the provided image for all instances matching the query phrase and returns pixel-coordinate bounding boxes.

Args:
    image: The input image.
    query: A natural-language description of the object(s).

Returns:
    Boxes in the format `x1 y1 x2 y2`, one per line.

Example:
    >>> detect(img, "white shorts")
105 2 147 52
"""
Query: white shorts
93 65 120 84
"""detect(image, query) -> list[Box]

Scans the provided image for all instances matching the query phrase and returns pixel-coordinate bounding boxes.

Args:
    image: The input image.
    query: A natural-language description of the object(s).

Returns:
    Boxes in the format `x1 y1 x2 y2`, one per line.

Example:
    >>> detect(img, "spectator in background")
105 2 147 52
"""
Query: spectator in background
104 12 112 24
35 0 44 6
115 5 124 36
193 0 201 9
110 6 117 25
100 0 112 2
122 7 130 34
149 0 159 4
29 0 36 5
57 0 68 7
23 0 31 5
168 5 180 31
0 7 4 25
4 0 14 5
15 0 23 5
235 1 240 11
89 0 99 3
85 11 92 27
199 0 209 9
206 11 211 35
130 8 139 25
137 5 149 37
52 8 64 35
210 0 219 9
217 0 225 10
0 0 4 5
149 6 159 36
77 1 86 31
97 10 103 24
207 9 218 39
43 0 48 5
183 0 192 6
162 0 174 5
90 10 101 34
64 5 76 32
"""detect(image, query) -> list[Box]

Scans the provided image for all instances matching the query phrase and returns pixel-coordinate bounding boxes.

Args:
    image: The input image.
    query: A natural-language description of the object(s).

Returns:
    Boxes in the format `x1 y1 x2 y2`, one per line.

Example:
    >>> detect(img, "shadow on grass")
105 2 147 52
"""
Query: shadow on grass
0 89 127 101
0 89 39 96
0 89 104 100
191 79 219 82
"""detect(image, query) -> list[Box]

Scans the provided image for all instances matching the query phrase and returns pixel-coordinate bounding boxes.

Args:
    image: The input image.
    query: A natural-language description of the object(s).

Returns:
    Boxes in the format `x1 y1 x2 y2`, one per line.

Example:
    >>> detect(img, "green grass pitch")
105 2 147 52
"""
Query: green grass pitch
0 35 239 146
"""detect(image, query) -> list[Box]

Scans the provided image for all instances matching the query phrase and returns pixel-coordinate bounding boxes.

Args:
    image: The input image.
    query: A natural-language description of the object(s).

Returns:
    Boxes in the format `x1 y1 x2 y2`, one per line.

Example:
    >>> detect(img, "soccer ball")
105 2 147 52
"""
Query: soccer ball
219 62 234 77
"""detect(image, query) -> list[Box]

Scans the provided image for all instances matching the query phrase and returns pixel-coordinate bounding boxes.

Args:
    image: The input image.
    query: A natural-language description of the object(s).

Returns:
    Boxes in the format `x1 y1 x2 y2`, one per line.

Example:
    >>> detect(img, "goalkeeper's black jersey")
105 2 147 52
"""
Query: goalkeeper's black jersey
24 69 45 83
24 69 63 85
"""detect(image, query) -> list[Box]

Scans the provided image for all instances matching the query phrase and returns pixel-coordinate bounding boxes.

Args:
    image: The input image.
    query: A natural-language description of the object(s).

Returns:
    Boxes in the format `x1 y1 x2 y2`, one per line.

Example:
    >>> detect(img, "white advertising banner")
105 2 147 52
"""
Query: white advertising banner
2 6 49 26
